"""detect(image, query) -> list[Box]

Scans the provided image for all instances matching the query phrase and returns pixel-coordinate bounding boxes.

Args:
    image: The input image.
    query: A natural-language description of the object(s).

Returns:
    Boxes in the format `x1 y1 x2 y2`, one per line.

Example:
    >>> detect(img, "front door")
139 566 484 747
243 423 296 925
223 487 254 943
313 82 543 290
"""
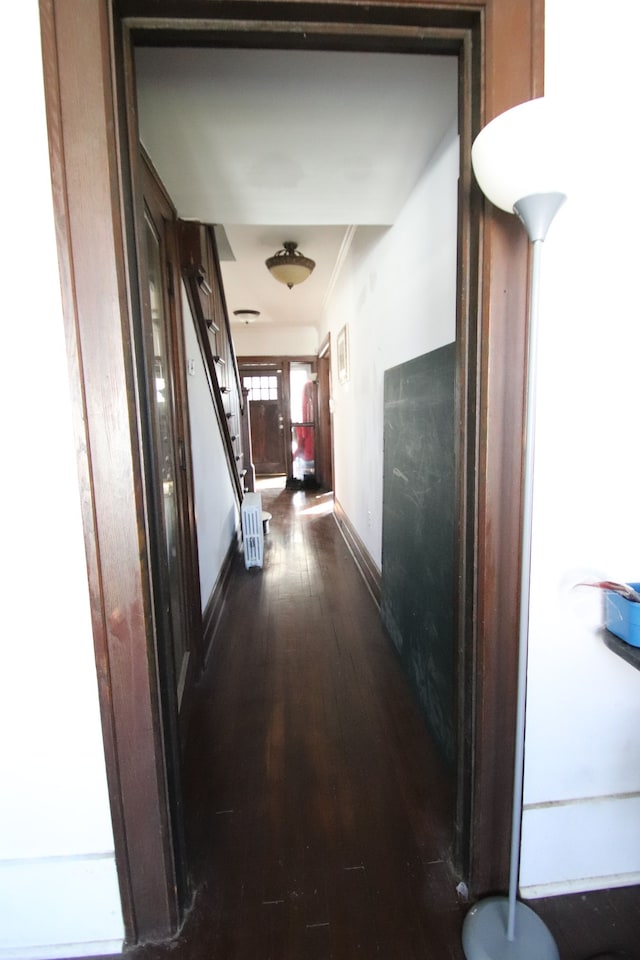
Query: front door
241 367 287 475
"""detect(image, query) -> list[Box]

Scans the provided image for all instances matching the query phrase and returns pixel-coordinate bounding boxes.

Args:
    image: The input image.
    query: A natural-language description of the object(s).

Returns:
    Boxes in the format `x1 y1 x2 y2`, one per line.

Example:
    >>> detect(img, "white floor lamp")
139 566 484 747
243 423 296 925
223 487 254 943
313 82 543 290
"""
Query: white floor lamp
462 98 567 960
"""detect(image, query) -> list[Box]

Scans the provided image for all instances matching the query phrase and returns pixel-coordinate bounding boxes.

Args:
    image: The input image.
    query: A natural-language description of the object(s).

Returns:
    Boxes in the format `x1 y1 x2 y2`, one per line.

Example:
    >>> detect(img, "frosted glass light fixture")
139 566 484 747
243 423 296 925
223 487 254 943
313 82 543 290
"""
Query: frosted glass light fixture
233 309 260 324
265 241 316 289
462 97 566 960
471 97 567 242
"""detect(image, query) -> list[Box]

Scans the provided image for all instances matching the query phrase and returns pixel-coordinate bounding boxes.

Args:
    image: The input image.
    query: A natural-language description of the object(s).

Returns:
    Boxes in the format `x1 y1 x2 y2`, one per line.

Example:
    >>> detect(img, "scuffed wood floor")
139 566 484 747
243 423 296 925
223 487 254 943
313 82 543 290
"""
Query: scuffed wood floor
130 481 638 960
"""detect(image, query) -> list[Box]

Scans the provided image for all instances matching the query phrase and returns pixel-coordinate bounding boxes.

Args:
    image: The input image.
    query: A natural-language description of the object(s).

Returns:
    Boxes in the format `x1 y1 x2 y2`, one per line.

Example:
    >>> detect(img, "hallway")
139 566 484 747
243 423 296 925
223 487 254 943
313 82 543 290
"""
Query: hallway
130 481 638 960
169 479 463 959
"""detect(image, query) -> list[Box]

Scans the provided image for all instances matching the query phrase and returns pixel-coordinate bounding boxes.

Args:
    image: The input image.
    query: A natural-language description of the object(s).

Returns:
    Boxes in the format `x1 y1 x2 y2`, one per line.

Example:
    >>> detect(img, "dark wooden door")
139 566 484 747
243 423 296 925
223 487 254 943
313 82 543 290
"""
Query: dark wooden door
242 370 287 475
316 346 333 490
138 156 193 915
141 158 197 715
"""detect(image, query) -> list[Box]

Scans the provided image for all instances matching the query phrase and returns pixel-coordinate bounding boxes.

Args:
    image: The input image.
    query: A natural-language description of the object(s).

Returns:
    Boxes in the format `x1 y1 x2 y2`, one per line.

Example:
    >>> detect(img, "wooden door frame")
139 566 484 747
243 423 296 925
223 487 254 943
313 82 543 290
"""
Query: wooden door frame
40 0 543 943
317 334 334 492
239 355 320 481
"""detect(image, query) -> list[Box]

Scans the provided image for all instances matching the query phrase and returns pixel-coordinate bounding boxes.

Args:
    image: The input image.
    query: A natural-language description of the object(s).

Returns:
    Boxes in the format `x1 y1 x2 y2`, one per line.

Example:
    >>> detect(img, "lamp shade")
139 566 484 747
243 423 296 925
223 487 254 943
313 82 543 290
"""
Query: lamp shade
266 242 315 289
471 98 567 213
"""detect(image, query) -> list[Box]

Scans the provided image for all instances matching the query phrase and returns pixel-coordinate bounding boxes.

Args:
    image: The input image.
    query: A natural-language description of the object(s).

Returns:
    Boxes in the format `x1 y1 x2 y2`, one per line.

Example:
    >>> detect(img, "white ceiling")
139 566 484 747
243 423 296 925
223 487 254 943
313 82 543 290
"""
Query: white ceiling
135 47 458 328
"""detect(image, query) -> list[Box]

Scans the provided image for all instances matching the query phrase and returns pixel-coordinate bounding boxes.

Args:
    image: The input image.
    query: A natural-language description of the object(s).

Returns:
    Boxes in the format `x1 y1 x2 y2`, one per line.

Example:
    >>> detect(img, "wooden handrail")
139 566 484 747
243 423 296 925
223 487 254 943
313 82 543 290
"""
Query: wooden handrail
178 220 245 507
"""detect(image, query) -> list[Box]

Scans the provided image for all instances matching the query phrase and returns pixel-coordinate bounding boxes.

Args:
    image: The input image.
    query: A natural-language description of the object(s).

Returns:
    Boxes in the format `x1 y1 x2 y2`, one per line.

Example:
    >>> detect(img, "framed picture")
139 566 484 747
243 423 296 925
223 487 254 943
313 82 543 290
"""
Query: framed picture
337 323 350 383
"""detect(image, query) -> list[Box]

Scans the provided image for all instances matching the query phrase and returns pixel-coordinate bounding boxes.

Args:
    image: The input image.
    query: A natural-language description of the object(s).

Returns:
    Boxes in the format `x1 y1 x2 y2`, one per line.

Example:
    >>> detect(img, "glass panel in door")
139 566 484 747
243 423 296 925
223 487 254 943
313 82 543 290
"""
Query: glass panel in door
144 210 189 704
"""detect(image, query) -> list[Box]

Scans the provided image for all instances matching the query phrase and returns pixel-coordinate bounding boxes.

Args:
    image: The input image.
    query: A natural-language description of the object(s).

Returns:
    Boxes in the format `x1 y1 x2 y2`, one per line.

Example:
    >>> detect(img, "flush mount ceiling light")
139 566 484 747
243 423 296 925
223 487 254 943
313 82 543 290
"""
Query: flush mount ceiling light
265 241 316 289
233 309 261 324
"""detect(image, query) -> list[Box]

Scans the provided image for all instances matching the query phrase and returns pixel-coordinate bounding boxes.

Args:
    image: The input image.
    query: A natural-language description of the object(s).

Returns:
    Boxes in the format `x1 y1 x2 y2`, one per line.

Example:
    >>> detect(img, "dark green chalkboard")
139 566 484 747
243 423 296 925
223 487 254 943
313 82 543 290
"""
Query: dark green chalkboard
381 343 456 768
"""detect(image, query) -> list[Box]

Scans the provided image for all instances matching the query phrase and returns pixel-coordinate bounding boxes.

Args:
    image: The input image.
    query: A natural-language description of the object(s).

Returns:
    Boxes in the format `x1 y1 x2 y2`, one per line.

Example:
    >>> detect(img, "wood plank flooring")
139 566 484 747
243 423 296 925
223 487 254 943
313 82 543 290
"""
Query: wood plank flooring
130 480 638 960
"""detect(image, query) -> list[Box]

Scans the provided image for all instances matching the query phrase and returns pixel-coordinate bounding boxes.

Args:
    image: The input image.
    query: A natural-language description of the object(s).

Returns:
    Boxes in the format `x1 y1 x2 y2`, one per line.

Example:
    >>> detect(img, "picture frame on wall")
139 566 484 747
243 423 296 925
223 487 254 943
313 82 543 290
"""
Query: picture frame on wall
337 323 350 383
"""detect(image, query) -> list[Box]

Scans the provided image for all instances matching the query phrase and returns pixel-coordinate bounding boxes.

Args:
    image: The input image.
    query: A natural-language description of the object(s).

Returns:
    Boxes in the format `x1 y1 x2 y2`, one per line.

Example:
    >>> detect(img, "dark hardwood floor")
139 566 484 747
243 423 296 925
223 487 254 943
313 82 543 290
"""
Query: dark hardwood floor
130 480 638 960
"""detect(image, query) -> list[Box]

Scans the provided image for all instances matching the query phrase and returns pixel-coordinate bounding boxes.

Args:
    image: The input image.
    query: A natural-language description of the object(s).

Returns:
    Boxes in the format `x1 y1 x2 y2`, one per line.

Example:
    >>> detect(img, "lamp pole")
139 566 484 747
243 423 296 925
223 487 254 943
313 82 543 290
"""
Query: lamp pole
462 100 566 960
506 192 566 944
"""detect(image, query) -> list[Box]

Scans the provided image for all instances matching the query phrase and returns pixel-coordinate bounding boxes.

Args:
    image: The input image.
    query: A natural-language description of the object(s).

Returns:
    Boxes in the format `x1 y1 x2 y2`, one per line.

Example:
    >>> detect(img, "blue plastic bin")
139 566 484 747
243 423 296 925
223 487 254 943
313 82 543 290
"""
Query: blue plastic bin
605 582 640 648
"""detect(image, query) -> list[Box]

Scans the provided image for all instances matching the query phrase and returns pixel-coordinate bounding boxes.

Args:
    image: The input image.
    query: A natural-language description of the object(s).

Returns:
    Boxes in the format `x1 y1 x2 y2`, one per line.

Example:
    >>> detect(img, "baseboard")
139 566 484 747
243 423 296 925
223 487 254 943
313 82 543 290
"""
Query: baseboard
201 530 240 665
0 854 123 960
333 498 381 606
0 940 123 960
520 791 640 897
521 871 640 900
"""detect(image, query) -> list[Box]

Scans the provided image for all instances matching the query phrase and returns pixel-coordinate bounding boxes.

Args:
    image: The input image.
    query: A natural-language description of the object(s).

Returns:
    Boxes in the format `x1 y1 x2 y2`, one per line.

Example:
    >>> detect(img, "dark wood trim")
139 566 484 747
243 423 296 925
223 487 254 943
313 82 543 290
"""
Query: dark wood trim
280 360 294 478
137 153 205 688
179 221 245 506
334 498 382 607
135 153 199 913
315 349 333 491
238 355 319 481
211 226 245 417
38 0 136 936
39 0 543 938
318 334 330 359
469 3 545 895
453 22 479 883
240 385 256 492
239 355 318 366
39 0 179 942
315 334 334 490
201 533 241 666
237 359 290 477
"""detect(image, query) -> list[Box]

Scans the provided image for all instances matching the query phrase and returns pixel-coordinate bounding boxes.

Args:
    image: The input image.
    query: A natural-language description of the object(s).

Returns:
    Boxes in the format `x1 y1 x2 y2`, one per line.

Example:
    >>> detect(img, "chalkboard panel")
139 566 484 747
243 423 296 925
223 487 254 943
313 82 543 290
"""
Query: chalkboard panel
381 343 456 768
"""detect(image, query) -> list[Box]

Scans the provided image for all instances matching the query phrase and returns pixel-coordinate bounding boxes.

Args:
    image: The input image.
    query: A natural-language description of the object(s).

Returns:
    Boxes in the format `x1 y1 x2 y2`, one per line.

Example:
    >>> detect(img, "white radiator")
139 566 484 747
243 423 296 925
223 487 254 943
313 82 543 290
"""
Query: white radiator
241 492 264 569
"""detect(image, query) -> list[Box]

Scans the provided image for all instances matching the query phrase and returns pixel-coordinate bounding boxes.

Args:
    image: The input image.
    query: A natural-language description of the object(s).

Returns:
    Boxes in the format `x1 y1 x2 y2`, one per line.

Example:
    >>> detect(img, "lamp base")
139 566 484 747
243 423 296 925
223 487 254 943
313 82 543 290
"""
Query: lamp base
462 897 560 960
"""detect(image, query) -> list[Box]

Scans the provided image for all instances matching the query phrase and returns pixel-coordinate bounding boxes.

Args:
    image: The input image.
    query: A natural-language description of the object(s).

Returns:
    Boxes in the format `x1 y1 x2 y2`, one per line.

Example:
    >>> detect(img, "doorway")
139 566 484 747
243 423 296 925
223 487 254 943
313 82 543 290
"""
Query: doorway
240 363 288 476
240 357 327 489
42 0 541 943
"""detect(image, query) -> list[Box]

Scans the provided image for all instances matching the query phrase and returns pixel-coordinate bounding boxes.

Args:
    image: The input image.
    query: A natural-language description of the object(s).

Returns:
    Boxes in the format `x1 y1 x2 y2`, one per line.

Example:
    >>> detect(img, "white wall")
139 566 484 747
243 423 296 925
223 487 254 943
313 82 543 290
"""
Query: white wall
182 286 239 605
320 123 459 565
520 0 640 897
0 4 124 957
232 322 319 358
9 11 640 960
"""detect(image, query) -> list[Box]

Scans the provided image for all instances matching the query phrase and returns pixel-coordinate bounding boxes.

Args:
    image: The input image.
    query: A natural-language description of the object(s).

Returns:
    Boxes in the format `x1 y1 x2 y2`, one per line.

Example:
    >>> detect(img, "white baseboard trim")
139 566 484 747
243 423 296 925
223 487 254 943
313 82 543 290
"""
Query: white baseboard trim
0 939 123 960
520 871 640 900
519 792 640 897
0 853 123 960
522 870 640 900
